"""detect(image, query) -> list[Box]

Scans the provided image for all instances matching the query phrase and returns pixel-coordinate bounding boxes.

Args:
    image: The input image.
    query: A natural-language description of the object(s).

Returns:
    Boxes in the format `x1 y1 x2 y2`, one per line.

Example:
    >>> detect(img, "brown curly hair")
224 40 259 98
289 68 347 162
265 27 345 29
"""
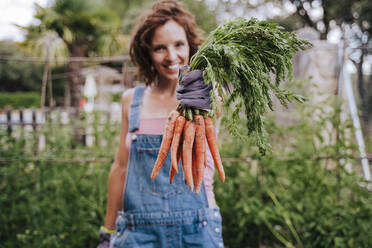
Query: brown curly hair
129 0 203 86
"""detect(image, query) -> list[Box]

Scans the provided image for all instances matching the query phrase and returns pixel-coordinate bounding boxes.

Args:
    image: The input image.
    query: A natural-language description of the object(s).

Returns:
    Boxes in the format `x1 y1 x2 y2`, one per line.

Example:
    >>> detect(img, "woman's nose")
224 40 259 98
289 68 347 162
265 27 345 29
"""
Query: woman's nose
166 47 177 61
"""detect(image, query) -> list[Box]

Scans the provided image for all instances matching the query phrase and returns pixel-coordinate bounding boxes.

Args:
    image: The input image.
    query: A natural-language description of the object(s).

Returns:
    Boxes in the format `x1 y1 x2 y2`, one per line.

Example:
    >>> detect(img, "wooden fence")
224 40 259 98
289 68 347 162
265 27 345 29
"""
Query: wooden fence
0 107 121 149
1 107 371 166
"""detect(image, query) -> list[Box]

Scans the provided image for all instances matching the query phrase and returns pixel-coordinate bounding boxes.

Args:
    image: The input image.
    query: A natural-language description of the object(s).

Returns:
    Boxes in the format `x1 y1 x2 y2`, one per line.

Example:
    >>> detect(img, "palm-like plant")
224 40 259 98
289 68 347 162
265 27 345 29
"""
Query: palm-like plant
21 0 126 107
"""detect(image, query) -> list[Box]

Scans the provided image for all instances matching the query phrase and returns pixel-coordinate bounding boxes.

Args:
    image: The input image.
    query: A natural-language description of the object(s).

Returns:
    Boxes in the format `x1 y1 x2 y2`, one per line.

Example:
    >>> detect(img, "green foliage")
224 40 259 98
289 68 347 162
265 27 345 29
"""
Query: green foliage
0 41 43 92
120 1 154 35
118 0 218 36
20 0 128 108
0 92 40 109
0 40 66 104
269 14 306 32
190 18 310 154
23 0 126 58
111 92 122 103
0 110 119 248
1 91 371 247
182 0 218 34
216 91 372 247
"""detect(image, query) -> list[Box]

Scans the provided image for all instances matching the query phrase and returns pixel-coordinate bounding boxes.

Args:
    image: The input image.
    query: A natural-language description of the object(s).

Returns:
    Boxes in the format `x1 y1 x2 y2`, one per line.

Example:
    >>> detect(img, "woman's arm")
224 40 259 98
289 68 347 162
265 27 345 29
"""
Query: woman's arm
103 89 134 230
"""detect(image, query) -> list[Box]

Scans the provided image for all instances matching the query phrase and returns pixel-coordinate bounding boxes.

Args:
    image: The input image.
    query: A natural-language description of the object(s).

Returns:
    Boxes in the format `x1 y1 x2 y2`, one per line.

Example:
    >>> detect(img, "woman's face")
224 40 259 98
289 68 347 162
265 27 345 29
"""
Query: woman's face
150 20 190 85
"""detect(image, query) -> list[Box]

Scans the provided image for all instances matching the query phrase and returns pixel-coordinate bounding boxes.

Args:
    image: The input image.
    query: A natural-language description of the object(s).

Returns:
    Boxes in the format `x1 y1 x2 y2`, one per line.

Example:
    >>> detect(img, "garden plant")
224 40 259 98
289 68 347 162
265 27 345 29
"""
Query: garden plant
0 90 371 247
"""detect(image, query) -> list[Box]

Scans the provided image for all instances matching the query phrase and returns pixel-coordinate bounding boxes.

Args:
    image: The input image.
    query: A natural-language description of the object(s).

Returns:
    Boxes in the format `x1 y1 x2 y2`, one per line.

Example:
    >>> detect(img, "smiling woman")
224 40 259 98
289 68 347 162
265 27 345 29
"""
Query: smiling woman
129 0 202 86
97 1 224 248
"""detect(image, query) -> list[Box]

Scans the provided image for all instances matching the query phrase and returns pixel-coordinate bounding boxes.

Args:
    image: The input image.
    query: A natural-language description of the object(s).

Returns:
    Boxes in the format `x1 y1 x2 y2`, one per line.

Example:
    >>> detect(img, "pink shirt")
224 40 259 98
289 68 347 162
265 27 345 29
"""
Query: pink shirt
125 117 216 207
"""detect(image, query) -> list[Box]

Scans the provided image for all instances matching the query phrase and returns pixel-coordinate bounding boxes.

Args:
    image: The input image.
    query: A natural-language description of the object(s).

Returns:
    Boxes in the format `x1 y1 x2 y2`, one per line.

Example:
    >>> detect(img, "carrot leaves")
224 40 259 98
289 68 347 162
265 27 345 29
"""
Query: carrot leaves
190 17 311 155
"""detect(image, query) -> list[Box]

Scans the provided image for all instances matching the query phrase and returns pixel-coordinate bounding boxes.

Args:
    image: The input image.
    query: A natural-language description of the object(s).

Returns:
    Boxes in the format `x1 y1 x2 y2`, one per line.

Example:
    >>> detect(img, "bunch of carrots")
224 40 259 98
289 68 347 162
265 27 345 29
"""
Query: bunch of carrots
150 106 225 194
150 17 310 193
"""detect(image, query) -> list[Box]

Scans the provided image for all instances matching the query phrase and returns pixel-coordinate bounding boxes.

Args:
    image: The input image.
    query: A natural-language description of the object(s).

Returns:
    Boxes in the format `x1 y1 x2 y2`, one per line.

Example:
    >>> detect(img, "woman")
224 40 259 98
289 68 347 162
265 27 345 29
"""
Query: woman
98 1 224 247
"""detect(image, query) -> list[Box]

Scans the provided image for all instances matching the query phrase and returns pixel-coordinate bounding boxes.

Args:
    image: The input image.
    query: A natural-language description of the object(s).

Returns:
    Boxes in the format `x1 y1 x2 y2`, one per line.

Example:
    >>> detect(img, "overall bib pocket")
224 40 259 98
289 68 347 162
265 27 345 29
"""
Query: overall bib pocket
113 214 129 248
136 147 187 198
182 219 224 248
113 225 159 248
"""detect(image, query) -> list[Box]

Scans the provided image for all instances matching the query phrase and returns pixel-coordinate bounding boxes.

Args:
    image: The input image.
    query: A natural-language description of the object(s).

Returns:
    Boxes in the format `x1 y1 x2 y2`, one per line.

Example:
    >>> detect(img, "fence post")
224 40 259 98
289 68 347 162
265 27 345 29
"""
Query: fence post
19 108 25 137
19 108 24 127
6 108 12 135
32 109 37 132
44 107 50 147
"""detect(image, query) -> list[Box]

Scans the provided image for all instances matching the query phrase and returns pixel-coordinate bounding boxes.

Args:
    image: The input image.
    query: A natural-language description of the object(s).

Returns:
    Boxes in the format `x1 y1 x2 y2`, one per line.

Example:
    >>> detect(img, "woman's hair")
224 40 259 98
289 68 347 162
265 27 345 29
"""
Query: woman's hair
129 0 203 85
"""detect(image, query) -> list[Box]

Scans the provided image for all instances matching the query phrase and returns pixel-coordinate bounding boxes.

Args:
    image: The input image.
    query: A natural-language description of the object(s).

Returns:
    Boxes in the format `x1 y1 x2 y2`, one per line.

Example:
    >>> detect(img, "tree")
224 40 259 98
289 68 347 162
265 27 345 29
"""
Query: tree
182 0 218 34
281 0 372 125
111 0 218 35
0 41 43 92
22 0 125 108
206 0 273 20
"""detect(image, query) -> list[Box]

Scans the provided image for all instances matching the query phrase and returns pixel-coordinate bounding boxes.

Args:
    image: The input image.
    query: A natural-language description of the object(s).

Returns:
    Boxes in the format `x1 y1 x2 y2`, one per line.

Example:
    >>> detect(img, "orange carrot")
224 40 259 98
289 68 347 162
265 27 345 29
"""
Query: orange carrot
194 115 205 194
169 165 176 184
204 117 225 182
192 144 197 190
151 110 179 180
170 115 186 173
204 146 207 168
180 138 185 182
170 138 183 184
182 120 195 191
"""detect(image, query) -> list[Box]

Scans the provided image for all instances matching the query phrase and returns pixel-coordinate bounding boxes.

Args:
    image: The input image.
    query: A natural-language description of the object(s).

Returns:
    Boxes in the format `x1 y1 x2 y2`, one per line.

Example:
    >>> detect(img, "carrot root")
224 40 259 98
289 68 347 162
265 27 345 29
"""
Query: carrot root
170 137 183 184
194 115 205 194
192 144 197 191
169 166 176 184
170 115 186 174
205 117 225 182
151 110 180 180
182 120 195 191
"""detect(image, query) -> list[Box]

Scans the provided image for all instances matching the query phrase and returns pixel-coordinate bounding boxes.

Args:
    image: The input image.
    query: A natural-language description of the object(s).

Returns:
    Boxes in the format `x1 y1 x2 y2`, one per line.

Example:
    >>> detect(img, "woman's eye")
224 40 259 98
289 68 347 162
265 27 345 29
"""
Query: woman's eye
153 46 165 52
176 42 184 47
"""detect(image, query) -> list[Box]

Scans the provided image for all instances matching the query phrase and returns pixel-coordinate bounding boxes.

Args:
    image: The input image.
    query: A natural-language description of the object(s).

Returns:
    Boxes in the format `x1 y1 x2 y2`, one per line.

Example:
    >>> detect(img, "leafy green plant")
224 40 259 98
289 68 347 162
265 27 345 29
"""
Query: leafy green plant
190 18 310 154
216 89 372 247
0 110 119 248
0 92 40 109
111 92 122 103
1 97 371 247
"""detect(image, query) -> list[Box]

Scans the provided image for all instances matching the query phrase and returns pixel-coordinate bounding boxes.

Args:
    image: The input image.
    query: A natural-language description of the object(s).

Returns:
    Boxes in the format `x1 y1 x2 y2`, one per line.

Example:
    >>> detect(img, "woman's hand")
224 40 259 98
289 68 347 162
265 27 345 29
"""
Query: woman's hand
176 69 212 111
97 228 113 248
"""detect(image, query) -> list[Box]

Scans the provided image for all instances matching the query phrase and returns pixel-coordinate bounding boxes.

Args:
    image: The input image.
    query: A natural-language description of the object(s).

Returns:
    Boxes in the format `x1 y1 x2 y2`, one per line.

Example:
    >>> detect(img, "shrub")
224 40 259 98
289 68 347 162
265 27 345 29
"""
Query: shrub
0 110 119 248
0 92 40 109
216 95 372 247
0 97 371 247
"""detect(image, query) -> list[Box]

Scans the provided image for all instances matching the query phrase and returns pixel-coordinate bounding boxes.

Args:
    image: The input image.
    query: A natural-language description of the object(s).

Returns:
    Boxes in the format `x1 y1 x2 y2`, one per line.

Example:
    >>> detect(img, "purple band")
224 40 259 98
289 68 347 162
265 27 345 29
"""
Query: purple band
176 70 212 110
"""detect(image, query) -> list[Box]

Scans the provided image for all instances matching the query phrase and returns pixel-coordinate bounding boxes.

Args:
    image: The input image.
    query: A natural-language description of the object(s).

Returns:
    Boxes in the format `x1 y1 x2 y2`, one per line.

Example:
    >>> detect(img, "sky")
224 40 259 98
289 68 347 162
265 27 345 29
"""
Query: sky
0 0 49 41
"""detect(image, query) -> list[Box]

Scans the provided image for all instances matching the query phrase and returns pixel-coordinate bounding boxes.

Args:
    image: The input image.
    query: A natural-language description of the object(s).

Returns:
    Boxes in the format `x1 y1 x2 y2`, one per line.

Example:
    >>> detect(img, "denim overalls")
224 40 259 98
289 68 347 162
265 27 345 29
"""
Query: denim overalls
112 86 224 248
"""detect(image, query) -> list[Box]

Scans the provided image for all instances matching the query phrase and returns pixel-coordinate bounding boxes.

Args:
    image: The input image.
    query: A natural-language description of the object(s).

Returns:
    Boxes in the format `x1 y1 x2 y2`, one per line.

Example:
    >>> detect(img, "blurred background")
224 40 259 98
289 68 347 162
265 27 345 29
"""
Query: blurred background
1 0 371 247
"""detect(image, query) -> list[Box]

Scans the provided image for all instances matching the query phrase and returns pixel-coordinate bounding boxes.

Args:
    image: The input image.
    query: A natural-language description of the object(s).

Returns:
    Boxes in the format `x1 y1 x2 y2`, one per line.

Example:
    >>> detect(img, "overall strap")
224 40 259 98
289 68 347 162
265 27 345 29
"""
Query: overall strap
128 85 146 132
